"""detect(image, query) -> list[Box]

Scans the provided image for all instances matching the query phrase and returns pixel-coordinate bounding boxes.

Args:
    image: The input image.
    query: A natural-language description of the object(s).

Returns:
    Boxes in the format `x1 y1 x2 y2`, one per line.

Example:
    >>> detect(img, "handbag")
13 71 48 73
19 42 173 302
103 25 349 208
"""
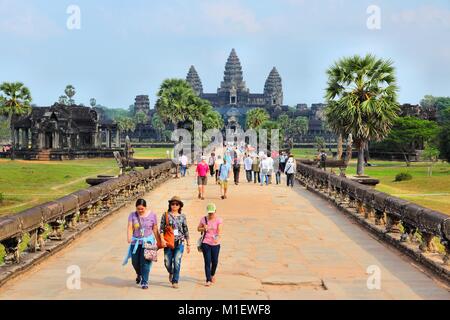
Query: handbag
143 242 158 262
197 216 208 252
134 212 158 262
162 212 175 249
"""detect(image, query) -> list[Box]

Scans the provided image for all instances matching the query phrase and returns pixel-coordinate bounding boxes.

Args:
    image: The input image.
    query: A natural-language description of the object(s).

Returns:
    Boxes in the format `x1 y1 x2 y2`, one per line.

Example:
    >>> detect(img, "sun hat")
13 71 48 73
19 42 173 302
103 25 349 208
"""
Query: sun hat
201 156 207 160
206 203 216 214
168 196 184 207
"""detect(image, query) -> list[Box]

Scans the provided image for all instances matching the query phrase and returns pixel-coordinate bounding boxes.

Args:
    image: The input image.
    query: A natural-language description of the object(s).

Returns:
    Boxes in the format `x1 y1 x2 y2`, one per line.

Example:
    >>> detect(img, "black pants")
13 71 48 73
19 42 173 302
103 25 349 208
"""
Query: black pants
201 243 221 282
287 173 294 187
245 170 252 182
209 165 215 176
253 171 260 183
233 166 240 184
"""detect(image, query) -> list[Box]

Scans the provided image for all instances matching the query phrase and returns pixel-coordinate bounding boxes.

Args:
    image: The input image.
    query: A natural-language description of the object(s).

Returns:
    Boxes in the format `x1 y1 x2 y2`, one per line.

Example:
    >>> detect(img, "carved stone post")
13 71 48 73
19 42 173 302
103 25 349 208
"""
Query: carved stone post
419 232 436 253
1 237 22 263
385 213 402 233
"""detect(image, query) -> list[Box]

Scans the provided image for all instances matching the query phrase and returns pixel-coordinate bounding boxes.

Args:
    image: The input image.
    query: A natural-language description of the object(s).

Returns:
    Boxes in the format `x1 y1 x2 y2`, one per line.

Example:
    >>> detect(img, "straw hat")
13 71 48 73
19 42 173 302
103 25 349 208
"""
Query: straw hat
168 196 184 207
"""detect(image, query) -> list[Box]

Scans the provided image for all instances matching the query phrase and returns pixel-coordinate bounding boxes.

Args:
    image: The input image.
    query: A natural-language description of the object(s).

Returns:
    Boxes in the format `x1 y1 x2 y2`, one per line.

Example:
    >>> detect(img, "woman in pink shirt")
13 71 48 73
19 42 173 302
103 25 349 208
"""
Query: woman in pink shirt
197 203 222 286
196 156 209 200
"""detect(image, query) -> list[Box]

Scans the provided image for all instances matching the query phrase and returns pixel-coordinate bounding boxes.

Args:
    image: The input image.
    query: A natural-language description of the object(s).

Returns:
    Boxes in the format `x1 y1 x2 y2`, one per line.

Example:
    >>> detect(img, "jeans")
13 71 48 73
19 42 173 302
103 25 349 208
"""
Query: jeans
276 171 281 184
233 166 240 184
164 243 184 284
180 165 187 177
253 171 260 183
201 243 221 282
131 244 153 285
287 173 294 187
245 170 252 182
260 172 269 185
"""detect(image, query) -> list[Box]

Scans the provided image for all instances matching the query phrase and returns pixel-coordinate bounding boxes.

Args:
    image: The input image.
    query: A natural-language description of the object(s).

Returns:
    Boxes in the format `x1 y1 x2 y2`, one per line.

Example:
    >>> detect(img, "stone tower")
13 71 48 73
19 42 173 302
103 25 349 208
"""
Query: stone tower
218 48 248 94
134 95 150 116
186 65 203 96
264 67 283 106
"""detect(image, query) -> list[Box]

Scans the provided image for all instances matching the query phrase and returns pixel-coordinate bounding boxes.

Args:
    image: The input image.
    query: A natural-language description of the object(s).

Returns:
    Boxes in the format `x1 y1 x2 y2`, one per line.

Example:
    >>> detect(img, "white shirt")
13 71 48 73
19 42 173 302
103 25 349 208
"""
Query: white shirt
179 155 188 166
267 157 274 171
260 158 271 171
244 157 253 171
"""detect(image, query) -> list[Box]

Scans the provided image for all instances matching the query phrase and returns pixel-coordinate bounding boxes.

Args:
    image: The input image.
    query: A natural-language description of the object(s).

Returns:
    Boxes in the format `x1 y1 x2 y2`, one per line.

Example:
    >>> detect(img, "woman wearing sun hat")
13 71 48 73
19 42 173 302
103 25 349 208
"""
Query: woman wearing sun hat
197 203 222 287
160 196 190 289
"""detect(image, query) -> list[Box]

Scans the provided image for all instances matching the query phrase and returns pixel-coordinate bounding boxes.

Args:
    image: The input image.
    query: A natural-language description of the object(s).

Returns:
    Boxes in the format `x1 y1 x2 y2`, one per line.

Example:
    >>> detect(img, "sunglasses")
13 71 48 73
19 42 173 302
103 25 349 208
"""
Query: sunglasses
170 202 181 207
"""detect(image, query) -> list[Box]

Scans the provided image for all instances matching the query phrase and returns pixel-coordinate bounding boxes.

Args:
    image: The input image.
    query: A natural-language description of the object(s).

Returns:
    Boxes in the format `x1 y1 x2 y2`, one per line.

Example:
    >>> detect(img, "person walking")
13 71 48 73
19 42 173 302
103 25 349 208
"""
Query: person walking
267 153 274 184
218 157 231 199
208 153 216 177
124 199 159 290
198 203 222 287
319 150 327 171
284 155 296 187
179 152 188 177
232 151 241 185
252 155 260 184
196 156 209 200
276 160 283 185
160 196 190 289
259 155 270 186
214 155 223 184
243 153 253 183
279 152 287 173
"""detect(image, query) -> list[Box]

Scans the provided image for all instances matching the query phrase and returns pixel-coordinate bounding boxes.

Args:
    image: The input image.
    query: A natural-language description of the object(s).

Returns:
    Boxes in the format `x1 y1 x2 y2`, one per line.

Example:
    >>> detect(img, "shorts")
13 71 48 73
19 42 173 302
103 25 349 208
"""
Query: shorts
197 176 207 185
219 179 228 188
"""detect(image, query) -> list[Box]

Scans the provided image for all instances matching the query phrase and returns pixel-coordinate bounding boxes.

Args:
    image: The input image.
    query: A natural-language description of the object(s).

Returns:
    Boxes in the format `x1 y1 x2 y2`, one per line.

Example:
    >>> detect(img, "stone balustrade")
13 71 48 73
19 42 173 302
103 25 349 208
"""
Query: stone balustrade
295 160 450 282
0 160 175 285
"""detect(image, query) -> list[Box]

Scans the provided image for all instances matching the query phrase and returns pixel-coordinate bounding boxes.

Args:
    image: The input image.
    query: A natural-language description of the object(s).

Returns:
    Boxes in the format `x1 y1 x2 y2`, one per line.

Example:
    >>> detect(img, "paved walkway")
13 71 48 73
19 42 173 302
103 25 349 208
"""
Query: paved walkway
0 168 449 300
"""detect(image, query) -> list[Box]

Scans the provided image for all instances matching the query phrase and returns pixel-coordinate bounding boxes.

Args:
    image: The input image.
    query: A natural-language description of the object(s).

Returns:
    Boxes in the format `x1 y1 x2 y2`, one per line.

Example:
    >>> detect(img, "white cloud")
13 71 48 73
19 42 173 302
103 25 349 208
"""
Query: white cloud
0 0 62 38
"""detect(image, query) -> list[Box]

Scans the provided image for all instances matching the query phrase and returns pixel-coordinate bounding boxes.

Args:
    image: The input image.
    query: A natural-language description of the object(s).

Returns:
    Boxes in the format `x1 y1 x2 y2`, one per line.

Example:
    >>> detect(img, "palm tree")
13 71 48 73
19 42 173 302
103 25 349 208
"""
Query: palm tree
0 82 32 159
151 114 166 141
246 108 269 129
65 85 76 105
325 54 399 175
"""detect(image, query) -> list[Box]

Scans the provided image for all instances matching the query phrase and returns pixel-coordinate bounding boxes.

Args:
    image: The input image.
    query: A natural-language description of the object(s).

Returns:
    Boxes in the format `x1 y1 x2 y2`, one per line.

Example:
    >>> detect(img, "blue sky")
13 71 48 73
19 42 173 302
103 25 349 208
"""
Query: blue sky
0 0 449 109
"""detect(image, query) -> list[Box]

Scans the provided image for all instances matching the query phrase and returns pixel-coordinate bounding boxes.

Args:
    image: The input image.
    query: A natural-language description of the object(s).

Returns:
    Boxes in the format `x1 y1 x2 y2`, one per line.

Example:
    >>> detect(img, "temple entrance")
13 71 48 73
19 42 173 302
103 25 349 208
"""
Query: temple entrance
44 132 53 149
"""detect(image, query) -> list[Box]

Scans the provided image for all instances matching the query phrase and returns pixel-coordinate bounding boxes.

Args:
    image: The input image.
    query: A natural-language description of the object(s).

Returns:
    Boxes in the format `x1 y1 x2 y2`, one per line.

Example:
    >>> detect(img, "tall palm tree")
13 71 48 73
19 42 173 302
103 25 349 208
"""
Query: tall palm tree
65 85 76 105
0 82 32 159
246 108 269 129
325 54 399 175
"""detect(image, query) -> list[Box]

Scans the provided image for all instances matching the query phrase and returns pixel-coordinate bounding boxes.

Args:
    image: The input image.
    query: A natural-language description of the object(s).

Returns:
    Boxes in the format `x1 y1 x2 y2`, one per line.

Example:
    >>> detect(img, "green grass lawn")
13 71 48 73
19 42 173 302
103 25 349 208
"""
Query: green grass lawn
345 160 450 215
0 159 119 216
133 147 174 159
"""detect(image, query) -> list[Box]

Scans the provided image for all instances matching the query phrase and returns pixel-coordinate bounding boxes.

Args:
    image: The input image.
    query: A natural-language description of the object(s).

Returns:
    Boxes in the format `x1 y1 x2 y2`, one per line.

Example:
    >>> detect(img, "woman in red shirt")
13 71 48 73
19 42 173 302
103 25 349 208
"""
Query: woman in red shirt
196 156 209 200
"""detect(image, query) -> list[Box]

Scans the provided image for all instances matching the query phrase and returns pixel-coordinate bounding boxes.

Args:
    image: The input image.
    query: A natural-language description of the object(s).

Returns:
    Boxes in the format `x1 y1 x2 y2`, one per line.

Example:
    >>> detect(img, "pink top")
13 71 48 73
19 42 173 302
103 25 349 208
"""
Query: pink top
199 216 222 246
196 162 209 177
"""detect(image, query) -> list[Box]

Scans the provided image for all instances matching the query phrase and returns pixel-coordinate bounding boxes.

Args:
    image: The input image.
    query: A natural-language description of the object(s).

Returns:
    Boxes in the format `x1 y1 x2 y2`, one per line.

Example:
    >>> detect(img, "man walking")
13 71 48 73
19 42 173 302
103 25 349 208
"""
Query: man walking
243 153 253 183
218 157 231 199
179 152 188 177
284 155 296 187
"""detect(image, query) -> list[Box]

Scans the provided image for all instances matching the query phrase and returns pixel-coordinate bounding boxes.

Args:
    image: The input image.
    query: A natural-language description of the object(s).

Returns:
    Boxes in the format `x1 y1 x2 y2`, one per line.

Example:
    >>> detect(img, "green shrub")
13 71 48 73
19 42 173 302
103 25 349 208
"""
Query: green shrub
395 172 412 182
0 192 3 204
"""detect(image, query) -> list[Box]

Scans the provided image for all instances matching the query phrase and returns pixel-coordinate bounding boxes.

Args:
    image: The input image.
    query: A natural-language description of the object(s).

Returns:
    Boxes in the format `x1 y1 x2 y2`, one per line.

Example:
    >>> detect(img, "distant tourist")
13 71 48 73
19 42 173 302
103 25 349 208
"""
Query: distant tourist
214 155 223 184
160 196 190 289
123 199 159 290
179 153 188 177
243 153 253 183
218 157 231 199
208 153 216 177
259 155 270 186
252 155 261 184
319 150 327 171
232 149 241 185
276 159 283 185
279 151 287 173
196 156 209 200
284 155 296 187
198 203 222 287
267 153 274 184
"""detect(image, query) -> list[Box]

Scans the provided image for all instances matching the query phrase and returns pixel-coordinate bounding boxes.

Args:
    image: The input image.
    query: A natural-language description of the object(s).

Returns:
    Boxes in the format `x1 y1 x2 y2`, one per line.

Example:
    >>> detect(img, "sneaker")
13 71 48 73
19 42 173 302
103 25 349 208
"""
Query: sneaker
172 283 179 289
141 282 149 290
201 197 205 200
205 281 212 287
136 275 141 285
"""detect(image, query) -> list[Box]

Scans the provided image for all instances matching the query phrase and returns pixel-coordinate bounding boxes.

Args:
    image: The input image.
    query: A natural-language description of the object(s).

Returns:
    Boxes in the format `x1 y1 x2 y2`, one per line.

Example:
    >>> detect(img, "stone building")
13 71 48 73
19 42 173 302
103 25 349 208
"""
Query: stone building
11 103 120 160
186 48 285 131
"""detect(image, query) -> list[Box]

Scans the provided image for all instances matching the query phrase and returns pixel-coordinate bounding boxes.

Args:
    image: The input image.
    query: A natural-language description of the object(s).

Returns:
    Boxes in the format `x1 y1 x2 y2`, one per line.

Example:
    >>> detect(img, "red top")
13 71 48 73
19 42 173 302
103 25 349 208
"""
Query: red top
196 162 209 177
